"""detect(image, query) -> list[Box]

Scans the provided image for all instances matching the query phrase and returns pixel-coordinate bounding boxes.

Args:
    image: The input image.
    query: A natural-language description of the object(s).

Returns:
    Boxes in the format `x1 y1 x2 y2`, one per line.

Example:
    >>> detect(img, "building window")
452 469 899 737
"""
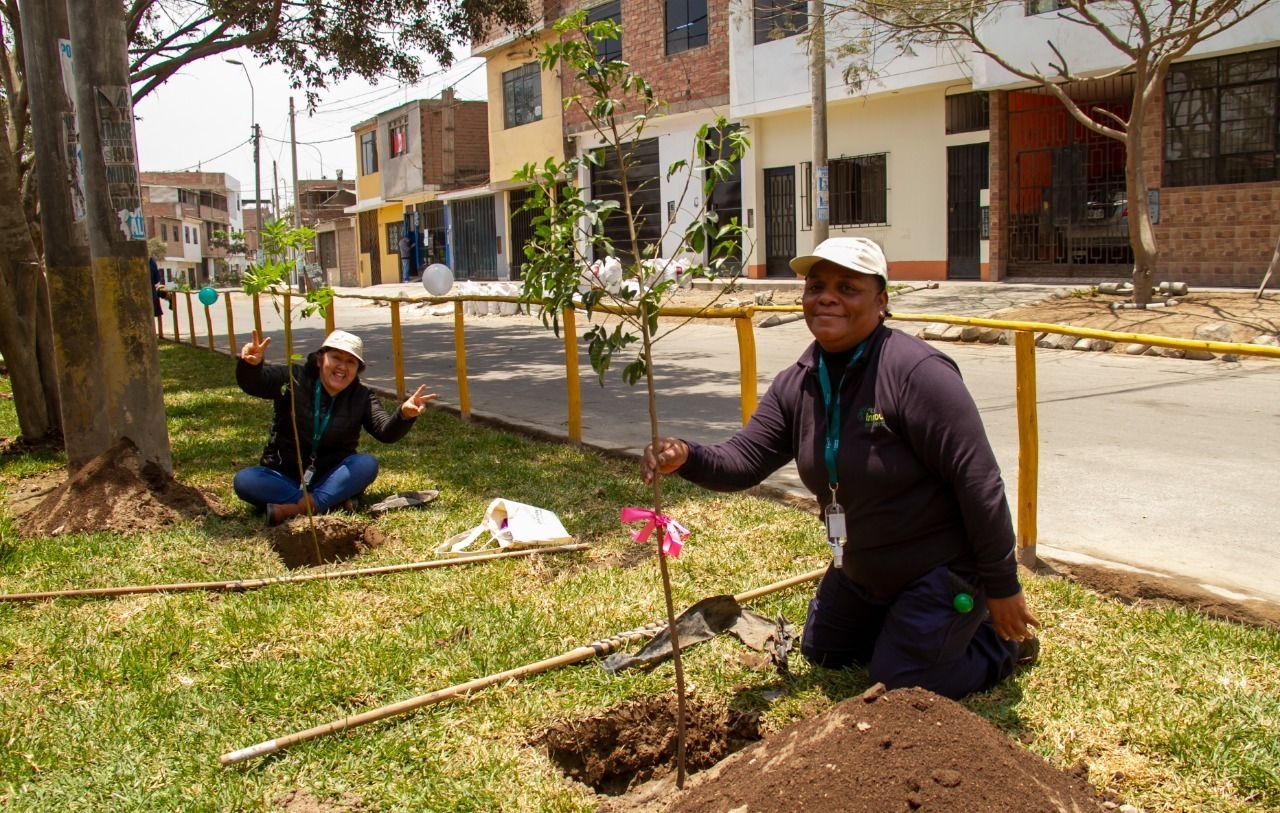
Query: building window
161 223 168 242
386 222 404 251
1166 49 1279 187
945 92 990 134
193 228 199 246
1025 0 1066 13
588 1 622 64
754 0 806 45
389 118 409 157
360 132 378 175
503 63 542 129
184 226 191 243
829 153 888 226
666 0 708 55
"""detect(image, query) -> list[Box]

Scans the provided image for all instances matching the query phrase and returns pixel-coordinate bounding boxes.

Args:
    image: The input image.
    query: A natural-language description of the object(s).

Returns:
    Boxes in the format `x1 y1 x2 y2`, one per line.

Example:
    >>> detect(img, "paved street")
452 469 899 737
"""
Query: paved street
186 281 1280 607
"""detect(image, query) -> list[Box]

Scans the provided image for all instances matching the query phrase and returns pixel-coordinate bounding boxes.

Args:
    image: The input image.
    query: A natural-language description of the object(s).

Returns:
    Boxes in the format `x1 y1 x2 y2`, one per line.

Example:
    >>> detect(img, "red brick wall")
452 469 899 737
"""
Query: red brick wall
421 100 491 188
1140 87 1280 288
338 224 359 287
988 90 1009 281
561 0 730 133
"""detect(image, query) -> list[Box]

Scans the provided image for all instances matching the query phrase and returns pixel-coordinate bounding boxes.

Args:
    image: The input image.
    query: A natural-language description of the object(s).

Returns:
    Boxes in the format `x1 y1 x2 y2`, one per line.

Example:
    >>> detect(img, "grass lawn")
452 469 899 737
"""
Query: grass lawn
1 342 1277 812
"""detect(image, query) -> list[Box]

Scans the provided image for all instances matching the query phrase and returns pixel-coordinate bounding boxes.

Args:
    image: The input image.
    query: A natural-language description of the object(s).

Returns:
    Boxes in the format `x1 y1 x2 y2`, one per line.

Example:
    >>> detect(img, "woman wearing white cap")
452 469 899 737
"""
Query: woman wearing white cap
233 329 435 524
643 237 1039 700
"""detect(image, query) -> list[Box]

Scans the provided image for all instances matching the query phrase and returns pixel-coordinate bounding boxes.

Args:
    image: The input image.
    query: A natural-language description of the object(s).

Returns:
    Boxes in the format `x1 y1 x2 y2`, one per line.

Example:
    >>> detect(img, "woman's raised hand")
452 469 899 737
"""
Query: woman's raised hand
240 330 271 365
400 384 438 419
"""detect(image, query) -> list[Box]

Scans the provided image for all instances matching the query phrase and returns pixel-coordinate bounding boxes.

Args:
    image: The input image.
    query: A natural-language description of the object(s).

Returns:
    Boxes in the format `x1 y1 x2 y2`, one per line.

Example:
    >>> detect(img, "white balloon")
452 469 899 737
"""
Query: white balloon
422 263 455 296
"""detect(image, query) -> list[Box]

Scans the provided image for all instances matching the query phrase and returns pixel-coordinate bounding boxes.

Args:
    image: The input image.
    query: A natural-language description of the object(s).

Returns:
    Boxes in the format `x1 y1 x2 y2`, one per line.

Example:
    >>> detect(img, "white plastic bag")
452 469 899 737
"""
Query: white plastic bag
436 498 573 557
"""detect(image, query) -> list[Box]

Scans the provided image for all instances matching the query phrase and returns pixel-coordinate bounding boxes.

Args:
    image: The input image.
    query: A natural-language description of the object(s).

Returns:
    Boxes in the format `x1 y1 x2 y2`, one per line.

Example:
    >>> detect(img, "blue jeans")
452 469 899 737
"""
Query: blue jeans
401 258 412 282
233 454 379 513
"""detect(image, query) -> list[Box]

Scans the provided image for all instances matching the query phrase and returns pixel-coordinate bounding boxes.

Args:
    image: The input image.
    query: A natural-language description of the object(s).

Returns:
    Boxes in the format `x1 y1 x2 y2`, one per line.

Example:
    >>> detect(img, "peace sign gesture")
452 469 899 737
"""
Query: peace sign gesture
400 384 437 419
240 330 271 366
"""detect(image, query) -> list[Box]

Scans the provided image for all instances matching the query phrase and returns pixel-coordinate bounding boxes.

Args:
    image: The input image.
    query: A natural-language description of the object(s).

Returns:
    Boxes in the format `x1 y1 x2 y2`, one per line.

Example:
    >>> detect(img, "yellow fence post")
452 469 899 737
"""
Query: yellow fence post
204 302 215 352
170 295 180 342
225 292 237 356
252 292 262 338
562 306 581 443
325 298 335 335
453 300 470 419
734 315 758 425
184 291 197 347
1014 330 1039 569
390 299 405 400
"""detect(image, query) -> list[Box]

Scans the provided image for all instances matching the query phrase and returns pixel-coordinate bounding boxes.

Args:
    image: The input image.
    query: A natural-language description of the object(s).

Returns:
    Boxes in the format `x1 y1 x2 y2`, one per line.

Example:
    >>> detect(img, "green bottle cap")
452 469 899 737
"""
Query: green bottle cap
953 592 974 613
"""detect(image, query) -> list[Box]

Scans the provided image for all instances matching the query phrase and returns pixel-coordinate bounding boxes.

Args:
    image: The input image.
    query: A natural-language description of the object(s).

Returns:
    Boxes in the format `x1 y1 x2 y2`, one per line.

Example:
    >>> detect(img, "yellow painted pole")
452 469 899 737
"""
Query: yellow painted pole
252 292 262 337
325 299 335 335
1014 330 1039 569
453 300 470 419
204 303 215 352
170 294 180 342
734 315 758 425
184 291 197 347
390 300 405 399
225 292 238 356
563 306 581 443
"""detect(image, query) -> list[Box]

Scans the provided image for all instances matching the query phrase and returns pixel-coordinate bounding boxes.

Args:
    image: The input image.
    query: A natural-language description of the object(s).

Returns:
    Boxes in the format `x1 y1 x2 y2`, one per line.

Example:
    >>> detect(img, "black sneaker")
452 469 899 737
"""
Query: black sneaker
1015 636 1041 668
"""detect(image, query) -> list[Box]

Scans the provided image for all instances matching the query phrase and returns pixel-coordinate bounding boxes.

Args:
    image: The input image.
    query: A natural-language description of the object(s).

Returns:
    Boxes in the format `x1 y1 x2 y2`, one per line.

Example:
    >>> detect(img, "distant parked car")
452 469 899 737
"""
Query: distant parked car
1064 188 1132 263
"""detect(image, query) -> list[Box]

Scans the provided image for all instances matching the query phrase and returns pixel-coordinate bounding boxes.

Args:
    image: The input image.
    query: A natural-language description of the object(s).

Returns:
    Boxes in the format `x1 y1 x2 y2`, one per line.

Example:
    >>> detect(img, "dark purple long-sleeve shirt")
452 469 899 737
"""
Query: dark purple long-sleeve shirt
677 323 1020 600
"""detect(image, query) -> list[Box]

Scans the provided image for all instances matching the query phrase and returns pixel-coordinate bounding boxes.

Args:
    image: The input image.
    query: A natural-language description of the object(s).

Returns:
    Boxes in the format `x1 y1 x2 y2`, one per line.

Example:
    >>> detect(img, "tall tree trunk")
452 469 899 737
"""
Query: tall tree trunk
66 0 172 473
0 128 57 441
21 0 108 468
1126 66 1159 307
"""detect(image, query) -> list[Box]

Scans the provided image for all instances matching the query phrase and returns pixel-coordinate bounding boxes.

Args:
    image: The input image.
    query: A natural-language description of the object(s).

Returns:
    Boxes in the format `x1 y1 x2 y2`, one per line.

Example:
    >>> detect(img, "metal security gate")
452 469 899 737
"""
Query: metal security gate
763 167 796 277
451 195 497 280
947 143 989 280
507 188 537 280
358 210 381 285
1007 77 1134 278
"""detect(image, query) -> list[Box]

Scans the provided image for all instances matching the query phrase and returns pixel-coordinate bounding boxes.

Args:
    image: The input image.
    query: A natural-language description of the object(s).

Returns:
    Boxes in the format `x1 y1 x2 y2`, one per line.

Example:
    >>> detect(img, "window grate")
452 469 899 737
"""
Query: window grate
829 154 888 227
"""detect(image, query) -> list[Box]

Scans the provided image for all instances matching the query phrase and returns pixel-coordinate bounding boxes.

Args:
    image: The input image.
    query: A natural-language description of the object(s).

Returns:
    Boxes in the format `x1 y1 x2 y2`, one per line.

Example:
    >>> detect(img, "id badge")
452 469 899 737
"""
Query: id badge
824 503 846 568
302 465 315 487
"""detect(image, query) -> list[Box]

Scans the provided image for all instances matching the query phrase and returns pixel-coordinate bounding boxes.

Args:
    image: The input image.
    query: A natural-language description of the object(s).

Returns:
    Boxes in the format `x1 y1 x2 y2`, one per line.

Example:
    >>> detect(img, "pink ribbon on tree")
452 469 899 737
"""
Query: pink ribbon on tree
621 506 690 558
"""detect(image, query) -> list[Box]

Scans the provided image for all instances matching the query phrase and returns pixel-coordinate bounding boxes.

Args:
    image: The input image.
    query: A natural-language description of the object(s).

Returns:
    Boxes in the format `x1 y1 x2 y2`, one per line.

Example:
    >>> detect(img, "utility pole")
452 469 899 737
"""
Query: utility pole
272 159 279 218
290 97 301 227
65 0 173 473
810 0 829 245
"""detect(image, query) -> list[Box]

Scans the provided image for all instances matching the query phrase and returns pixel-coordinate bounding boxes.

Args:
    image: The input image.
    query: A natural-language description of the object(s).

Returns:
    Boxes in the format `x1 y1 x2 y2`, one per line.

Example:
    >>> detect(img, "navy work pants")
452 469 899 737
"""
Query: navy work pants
800 564 1017 699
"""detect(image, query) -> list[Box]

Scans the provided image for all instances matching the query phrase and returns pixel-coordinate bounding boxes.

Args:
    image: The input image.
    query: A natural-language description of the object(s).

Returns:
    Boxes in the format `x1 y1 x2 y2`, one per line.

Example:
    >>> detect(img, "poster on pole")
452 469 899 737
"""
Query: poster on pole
816 165 829 222
95 86 145 241
57 39 88 225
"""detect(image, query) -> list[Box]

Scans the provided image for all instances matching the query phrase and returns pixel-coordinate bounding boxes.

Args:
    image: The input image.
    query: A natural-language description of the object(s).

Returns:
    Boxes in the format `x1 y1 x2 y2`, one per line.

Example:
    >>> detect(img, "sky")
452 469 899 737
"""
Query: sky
132 48 490 209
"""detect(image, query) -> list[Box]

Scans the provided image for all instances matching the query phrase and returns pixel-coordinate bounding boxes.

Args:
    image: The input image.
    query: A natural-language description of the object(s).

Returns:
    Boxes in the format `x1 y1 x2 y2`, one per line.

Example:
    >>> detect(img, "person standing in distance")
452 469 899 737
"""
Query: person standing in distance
643 238 1039 699
234 329 435 524
397 232 413 283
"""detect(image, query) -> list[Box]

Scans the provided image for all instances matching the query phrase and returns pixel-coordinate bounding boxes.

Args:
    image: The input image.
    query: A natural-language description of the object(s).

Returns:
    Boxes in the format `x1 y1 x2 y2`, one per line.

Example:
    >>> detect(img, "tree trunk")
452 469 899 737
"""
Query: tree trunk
66 0 172 473
1126 66 1159 307
0 130 58 441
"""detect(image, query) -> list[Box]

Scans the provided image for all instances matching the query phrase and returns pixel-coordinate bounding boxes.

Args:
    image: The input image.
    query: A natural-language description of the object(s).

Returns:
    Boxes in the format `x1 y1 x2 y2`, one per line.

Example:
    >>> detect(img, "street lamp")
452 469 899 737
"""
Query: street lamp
226 59 262 261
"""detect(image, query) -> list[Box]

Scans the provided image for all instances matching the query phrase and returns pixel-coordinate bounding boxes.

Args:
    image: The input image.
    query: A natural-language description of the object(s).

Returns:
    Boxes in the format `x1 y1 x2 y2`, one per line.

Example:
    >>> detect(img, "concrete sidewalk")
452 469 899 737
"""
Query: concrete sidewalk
220 279 1280 613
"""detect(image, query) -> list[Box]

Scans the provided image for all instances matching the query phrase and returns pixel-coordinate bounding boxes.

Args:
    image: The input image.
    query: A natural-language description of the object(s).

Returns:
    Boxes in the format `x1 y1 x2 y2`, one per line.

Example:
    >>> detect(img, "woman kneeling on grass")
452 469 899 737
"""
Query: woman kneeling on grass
234 329 435 524
644 238 1039 700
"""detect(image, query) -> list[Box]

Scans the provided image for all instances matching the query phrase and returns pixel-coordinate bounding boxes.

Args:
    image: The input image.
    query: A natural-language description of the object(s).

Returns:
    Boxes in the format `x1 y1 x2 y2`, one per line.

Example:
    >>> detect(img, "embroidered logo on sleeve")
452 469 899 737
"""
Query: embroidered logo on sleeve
859 406 886 429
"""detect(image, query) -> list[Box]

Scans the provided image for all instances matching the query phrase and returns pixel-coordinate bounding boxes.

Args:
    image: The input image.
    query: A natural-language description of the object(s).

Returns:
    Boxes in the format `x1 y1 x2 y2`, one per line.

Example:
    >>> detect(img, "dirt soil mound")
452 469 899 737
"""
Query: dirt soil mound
605 686 1113 813
18 438 217 537
268 514 385 569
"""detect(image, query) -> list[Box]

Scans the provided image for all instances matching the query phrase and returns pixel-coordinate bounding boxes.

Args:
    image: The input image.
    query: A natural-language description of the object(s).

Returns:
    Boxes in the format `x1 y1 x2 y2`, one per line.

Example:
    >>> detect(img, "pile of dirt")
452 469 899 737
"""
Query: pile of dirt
17 438 217 537
602 686 1115 813
268 514 385 568
540 693 762 796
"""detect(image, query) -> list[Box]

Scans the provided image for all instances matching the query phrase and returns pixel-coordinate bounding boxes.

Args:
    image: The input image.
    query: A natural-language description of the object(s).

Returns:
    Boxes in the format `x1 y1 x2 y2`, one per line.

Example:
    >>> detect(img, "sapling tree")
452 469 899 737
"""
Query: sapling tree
242 218 331 561
514 13 750 787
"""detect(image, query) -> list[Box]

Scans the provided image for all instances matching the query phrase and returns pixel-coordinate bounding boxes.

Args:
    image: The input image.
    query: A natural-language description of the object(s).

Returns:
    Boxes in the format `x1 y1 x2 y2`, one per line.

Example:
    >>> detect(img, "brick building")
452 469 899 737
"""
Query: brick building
140 171 246 285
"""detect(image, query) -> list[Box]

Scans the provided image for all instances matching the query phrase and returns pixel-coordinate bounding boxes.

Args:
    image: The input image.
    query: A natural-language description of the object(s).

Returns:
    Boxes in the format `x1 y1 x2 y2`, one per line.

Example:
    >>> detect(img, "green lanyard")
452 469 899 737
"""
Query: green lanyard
816 340 868 490
311 380 333 461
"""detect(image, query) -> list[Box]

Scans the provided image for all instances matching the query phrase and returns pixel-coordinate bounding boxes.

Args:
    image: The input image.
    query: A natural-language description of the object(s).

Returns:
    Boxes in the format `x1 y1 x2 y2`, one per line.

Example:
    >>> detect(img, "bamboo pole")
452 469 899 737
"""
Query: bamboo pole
325 299 336 334
204 303 215 352
1014 330 1039 569
734 315 758 425
252 292 262 338
453 300 470 419
0 544 590 603
185 291 197 347
220 567 825 765
170 295 180 342
563 306 582 443
391 299 405 399
225 291 238 355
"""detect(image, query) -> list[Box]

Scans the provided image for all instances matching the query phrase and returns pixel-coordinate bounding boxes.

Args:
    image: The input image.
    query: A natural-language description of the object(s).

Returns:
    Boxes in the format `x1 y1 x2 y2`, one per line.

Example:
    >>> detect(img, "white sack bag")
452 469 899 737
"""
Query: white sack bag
436 498 573 557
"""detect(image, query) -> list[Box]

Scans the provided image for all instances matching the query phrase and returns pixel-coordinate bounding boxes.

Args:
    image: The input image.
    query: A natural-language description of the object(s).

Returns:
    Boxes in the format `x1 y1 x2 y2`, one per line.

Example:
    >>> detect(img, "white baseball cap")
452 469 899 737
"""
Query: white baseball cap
790 237 889 282
320 330 365 367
